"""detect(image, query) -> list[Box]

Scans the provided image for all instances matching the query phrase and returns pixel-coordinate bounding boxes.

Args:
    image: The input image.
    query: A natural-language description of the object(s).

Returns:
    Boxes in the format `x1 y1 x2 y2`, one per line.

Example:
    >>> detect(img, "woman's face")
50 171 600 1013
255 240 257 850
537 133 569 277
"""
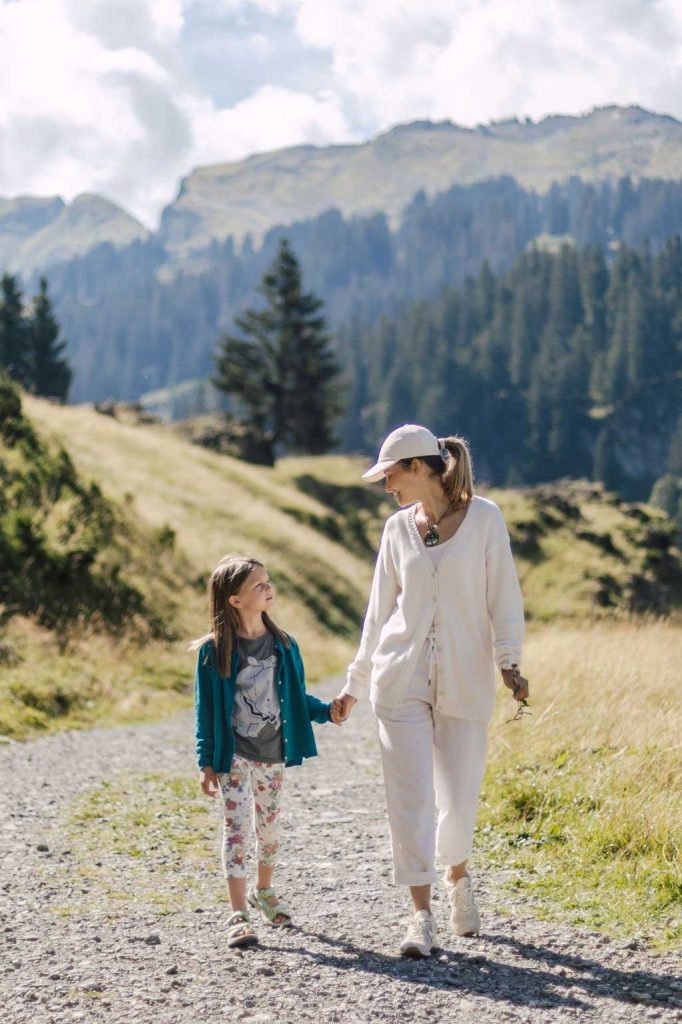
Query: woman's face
383 462 422 506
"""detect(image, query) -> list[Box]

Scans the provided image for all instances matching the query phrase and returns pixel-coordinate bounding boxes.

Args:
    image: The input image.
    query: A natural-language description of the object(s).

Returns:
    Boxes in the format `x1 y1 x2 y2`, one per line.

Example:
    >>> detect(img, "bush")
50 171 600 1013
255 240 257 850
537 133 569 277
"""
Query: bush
0 379 157 635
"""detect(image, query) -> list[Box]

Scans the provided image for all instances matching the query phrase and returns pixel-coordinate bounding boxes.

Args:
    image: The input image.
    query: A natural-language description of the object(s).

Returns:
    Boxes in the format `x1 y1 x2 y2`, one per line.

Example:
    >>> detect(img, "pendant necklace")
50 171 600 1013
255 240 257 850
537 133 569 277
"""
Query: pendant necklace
422 500 456 547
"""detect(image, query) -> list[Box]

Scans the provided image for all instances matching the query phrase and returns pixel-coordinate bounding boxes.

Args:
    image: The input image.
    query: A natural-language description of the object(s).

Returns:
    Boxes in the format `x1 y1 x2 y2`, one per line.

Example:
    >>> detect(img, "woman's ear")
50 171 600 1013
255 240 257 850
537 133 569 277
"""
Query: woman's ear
228 594 240 608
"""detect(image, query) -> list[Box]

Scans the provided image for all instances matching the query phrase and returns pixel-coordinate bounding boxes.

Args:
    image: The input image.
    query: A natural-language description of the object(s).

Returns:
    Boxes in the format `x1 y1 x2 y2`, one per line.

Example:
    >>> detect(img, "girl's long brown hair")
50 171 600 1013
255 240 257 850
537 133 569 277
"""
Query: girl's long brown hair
189 554 289 677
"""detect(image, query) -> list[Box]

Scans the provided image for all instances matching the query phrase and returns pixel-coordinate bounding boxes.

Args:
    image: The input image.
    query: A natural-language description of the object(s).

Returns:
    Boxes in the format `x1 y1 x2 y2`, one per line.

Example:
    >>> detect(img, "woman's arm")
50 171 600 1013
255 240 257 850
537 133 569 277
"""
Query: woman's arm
194 646 216 768
342 522 400 700
485 516 525 672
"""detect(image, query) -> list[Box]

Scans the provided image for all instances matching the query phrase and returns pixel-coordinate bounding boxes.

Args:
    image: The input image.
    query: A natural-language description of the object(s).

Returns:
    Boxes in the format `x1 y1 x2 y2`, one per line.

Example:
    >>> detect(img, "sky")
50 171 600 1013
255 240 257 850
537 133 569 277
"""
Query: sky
1 0 682 227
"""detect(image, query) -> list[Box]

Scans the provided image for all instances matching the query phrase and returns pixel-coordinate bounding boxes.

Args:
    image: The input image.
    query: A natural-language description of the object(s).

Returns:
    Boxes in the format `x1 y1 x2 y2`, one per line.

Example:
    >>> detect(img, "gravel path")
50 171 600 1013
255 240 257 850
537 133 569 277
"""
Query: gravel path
1 679 680 1024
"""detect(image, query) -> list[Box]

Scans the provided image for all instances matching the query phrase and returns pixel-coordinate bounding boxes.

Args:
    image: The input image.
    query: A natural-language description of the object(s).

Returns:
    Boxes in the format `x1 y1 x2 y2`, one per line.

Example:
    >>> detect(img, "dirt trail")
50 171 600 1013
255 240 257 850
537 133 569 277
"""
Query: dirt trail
1 680 680 1024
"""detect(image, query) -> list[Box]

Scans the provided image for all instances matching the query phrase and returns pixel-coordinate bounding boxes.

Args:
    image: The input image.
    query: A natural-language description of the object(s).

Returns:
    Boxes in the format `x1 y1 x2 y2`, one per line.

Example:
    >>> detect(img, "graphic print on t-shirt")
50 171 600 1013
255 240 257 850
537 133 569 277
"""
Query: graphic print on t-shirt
233 654 280 737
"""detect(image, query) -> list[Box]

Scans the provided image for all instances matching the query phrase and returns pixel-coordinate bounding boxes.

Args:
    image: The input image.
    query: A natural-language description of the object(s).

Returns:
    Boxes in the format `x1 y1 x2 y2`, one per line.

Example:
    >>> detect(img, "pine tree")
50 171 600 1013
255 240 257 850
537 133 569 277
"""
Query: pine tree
213 239 344 464
29 278 72 400
0 274 30 386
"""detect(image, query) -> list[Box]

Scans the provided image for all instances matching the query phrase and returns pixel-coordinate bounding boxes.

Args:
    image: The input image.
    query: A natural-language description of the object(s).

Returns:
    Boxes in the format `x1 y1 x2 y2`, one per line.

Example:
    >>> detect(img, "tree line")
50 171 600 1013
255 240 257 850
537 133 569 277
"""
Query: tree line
339 237 682 504
0 274 71 400
35 174 682 404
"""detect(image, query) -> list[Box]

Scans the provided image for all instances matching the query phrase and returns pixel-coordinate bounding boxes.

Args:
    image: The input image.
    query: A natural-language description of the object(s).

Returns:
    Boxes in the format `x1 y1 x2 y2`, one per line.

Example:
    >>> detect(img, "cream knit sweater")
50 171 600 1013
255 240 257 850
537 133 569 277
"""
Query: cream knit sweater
342 495 525 722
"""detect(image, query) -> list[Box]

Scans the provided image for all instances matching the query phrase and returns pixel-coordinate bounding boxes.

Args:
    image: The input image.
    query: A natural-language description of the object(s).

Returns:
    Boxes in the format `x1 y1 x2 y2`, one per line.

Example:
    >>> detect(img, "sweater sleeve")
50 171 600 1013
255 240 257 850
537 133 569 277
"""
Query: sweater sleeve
343 522 400 699
485 519 525 672
194 646 215 769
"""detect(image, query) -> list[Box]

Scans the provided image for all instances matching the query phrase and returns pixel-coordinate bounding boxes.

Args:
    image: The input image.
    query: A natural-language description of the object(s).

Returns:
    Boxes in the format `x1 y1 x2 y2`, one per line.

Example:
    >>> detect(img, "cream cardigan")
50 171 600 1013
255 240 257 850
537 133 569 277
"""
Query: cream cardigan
342 495 525 722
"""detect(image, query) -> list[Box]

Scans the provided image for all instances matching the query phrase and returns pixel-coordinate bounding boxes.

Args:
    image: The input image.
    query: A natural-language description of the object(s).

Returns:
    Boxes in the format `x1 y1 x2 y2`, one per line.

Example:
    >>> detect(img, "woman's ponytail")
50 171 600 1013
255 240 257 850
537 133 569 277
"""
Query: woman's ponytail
439 435 474 508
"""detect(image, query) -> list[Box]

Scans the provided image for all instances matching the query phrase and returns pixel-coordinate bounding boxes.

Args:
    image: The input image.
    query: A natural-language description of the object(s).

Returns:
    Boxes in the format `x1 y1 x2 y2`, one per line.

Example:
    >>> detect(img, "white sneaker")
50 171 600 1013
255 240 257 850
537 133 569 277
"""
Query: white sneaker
399 909 437 958
444 872 480 936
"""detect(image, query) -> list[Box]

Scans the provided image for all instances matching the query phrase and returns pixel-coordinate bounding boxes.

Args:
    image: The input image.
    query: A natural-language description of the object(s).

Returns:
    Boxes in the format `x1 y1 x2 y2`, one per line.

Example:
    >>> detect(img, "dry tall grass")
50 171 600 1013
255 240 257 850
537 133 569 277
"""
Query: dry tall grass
482 620 682 947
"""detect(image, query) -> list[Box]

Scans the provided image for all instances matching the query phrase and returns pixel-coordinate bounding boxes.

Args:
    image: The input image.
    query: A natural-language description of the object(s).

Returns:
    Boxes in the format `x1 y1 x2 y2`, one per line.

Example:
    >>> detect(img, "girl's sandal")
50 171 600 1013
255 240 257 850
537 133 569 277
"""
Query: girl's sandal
226 910 258 948
247 885 294 928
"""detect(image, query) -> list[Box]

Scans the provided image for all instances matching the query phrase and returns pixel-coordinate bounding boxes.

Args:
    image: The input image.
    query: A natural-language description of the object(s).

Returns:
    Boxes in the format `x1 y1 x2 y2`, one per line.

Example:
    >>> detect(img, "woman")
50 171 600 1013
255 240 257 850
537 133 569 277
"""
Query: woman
335 424 528 957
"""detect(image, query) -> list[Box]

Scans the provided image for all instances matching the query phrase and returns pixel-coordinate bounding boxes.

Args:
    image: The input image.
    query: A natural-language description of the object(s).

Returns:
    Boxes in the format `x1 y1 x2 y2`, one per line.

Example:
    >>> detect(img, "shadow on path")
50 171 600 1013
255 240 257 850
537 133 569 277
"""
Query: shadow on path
262 927 678 1012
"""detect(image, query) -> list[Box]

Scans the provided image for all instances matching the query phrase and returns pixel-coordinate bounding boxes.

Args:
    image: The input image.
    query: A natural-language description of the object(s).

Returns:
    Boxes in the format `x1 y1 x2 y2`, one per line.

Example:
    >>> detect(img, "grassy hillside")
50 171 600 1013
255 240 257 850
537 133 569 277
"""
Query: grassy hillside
1 394 680 741
0 383 200 736
1 395 386 738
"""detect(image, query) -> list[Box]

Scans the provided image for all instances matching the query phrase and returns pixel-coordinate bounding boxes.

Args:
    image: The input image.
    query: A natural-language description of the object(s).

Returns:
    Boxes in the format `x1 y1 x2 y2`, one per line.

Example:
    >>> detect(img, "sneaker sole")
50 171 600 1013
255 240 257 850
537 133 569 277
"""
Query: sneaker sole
228 933 259 949
400 944 434 958
451 915 481 937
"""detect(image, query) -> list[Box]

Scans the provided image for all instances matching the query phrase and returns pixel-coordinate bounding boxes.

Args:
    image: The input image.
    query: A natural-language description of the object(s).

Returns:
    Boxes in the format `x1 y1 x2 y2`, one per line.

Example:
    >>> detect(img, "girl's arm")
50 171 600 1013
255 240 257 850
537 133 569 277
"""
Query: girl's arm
291 642 332 723
194 645 216 768
342 522 400 700
485 513 525 672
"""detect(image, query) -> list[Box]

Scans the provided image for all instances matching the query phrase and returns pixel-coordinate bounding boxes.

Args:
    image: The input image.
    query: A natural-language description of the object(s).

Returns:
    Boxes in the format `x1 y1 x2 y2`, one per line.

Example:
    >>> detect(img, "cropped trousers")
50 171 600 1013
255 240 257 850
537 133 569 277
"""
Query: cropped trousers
217 754 285 879
372 639 488 886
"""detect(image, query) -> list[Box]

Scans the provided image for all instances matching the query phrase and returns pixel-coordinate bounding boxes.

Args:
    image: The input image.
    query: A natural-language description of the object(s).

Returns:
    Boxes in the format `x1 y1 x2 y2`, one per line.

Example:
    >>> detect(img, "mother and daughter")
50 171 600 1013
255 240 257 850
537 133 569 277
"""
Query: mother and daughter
193 424 528 955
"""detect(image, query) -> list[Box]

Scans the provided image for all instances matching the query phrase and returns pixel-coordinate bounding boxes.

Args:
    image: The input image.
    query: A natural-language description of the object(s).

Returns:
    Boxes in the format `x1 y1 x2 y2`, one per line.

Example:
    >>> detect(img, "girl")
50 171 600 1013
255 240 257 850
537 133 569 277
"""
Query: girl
192 553 342 948
335 424 528 957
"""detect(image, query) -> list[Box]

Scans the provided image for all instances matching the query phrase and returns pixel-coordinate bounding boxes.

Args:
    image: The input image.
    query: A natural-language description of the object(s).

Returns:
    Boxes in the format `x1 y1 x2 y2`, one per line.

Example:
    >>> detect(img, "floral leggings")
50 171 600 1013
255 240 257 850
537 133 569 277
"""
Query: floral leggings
217 754 285 878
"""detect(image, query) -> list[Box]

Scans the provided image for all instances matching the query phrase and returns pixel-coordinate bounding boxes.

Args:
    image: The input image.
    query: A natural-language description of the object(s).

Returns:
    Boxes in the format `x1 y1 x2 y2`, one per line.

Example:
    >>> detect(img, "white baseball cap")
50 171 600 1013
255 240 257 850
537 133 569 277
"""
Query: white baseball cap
361 424 441 482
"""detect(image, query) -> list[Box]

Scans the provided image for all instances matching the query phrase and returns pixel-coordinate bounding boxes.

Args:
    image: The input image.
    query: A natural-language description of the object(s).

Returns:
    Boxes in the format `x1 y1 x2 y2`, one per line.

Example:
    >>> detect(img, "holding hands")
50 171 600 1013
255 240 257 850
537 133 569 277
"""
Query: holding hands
331 692 356 724
330 698 344 724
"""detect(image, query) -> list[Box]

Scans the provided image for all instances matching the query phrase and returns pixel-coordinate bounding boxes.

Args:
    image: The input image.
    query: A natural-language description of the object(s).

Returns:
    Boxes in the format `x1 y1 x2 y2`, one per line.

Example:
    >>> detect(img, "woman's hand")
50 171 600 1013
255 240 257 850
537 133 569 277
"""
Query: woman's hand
501 665 529 701
334 692 357 722
200 767 219 797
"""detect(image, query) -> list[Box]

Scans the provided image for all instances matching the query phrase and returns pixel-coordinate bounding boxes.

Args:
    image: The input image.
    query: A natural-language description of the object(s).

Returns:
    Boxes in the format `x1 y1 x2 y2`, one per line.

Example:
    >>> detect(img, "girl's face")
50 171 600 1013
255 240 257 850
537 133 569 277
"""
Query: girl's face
383 461 423 506
228 565 275 616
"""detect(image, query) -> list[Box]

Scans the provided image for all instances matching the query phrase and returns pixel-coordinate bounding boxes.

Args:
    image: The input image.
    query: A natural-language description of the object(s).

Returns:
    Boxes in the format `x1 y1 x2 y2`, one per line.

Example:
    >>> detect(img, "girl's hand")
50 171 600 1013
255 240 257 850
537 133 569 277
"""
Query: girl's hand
200 767 219 797
502 665 529 701
330 698 344 725
334 693 357 722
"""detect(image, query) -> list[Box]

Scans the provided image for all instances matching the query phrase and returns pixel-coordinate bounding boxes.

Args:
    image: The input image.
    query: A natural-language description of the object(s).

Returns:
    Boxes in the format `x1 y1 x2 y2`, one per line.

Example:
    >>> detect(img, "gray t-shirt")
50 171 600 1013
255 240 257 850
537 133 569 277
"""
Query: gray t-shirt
232 630 284 764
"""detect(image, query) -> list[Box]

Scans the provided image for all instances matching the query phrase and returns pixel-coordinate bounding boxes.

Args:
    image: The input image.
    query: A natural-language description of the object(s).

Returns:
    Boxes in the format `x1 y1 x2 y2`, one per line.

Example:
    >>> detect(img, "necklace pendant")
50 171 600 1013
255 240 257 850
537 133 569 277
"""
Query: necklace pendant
424 527 439 547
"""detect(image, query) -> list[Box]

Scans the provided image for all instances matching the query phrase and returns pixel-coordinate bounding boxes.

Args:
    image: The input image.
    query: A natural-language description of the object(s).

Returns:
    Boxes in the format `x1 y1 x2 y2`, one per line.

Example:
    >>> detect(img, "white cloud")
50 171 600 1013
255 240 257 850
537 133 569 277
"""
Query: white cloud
188 84 351 163
286 0 682 128
0 0 186 224
0 0 353 226
1 0 682 227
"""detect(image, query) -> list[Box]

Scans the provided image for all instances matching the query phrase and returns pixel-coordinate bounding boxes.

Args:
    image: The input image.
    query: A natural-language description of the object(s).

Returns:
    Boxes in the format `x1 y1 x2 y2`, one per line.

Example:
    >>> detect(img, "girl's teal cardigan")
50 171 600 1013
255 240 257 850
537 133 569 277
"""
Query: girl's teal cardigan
194 633 332 772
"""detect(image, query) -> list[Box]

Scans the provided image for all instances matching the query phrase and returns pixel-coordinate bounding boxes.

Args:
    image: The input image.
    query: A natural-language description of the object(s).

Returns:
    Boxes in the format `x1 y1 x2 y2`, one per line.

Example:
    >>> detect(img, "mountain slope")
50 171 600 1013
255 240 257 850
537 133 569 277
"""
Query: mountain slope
0 194 148 276
160 105 682 257
3 105 682 277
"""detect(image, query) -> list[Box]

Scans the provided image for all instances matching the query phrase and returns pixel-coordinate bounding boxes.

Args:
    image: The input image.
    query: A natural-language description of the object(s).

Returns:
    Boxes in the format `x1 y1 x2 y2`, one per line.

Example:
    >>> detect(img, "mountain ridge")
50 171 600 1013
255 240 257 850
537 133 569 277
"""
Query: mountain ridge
161 104 682 260
3 104 682 276
0 193 148 277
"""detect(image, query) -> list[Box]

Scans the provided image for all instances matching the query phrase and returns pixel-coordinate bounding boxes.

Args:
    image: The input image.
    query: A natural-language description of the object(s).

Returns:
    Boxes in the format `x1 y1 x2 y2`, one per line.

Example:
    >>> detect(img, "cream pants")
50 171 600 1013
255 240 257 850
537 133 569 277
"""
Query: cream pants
372 639 488 886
